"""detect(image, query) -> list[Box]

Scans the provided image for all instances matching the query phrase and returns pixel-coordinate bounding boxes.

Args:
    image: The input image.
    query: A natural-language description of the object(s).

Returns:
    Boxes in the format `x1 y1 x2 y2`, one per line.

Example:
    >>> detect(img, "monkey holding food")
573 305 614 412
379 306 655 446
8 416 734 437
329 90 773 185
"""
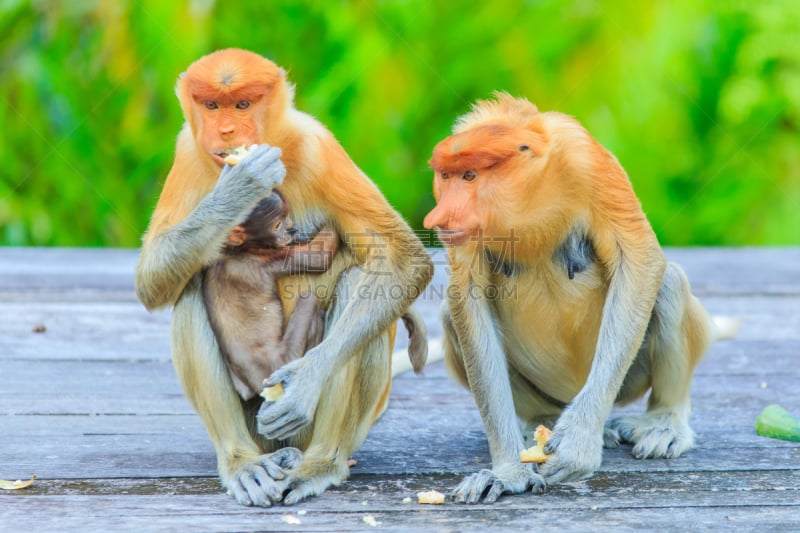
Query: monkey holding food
135 49 434 506
423 93 738 503
203 189 338 401
203 187 427 403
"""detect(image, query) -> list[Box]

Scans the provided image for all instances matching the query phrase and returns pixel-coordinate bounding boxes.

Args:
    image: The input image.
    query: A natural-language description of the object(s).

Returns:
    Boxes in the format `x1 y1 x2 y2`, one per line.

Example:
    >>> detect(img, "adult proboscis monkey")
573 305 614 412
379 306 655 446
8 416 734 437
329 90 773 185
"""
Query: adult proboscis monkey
424 93 737 503
135 48 433 506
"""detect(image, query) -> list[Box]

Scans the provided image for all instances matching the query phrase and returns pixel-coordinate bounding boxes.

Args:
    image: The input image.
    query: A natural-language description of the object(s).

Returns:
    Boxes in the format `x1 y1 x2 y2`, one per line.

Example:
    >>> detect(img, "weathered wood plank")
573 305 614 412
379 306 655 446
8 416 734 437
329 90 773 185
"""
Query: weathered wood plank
2 247 800 298
1 472 799 532
1 247 799 531
2 294 797 362
1 407 798 480
1 354 798 416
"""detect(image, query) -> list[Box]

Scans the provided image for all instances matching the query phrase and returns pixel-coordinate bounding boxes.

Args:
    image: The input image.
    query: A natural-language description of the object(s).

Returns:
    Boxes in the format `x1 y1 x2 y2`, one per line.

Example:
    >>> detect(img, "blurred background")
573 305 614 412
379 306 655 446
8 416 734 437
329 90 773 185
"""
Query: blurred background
1 0 798 247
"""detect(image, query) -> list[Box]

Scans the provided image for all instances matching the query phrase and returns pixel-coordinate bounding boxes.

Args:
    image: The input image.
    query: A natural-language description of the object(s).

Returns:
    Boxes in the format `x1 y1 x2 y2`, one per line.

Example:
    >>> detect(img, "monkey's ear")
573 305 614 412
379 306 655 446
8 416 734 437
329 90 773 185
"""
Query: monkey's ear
227 226 246 247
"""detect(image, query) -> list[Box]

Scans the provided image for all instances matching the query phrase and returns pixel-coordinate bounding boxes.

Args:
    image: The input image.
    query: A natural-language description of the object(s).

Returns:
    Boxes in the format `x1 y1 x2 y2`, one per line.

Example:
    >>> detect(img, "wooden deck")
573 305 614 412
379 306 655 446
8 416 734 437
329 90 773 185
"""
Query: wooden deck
1 247 799 531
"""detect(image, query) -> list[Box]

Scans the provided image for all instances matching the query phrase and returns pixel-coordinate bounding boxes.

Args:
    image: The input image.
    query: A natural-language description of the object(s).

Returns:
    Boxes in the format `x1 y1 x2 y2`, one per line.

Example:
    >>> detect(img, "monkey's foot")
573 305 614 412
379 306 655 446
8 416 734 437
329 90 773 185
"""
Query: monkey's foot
280 472 345 506
452 463 545 504
609 412 695 459
279 456 350 506
224 447 302 507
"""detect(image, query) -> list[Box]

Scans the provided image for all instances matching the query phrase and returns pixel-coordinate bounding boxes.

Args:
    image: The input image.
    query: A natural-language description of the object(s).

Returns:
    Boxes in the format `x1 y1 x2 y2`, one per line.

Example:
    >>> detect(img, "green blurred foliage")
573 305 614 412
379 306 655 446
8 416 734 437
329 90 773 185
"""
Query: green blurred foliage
0 0 798 247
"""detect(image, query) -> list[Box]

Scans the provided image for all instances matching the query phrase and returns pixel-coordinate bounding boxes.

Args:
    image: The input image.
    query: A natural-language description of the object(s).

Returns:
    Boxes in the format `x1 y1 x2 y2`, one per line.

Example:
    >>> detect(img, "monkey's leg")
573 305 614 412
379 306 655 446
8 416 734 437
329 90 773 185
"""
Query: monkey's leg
279 292 322 364
278 276 392 505
253 269 393 504
609 263 713 459
172 279 301 507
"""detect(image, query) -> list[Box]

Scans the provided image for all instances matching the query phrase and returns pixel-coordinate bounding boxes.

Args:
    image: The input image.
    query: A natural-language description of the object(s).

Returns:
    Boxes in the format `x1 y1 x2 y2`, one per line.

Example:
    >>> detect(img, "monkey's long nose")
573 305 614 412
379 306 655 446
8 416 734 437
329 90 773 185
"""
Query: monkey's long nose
423 203 448 230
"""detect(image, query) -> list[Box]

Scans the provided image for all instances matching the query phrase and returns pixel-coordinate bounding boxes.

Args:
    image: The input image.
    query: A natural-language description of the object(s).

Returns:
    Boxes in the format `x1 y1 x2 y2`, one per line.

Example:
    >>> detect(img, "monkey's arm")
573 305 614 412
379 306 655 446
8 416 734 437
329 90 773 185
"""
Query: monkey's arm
135 146 285 310
448 262 546 503
541 220 666 483
257 162 433 440
270 228 340 275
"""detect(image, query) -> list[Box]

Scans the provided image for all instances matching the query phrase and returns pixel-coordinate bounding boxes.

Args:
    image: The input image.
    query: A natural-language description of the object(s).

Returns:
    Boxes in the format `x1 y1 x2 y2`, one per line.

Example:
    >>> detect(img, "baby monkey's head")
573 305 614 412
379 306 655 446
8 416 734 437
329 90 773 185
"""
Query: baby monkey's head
224 189 294 253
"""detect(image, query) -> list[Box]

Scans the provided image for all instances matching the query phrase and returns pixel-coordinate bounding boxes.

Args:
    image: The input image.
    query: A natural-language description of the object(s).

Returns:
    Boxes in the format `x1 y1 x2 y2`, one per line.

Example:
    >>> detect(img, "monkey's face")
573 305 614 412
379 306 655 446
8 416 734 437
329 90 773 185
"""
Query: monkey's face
424 124 545 246
179 49 286 167
228 213 292 252
271 214 295 248
194 96 266 167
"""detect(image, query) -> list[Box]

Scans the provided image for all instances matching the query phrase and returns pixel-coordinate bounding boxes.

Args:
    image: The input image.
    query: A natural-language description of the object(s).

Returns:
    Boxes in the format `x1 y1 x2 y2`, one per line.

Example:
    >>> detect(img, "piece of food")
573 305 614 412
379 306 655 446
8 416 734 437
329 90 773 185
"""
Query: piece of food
260 382 285 402
756 404 800 442
222 144 258 166
0 474 36 490
520 425 552 463
417 489 445 505
362 515 382 527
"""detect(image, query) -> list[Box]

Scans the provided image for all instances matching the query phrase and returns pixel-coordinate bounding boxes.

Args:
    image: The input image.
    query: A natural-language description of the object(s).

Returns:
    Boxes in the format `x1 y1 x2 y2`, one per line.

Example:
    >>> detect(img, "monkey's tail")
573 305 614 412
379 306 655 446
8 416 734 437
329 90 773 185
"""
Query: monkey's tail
390 307 444 376
712 315 741 341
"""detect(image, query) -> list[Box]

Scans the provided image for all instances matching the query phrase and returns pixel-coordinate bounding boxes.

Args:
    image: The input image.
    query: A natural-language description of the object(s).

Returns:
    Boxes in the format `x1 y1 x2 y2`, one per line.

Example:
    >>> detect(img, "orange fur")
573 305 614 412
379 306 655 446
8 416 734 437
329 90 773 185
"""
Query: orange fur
428 94 715 501
136 49 432 506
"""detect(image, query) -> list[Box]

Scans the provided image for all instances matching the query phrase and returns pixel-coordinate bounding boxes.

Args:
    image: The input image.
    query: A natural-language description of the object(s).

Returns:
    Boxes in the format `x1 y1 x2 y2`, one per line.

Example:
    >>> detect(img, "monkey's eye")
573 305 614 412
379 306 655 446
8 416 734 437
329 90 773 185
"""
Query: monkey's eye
441 171 449 180
235 100 251 110
463 170 477 182
204 101 219 110
274 221 282 232
519 144 530 152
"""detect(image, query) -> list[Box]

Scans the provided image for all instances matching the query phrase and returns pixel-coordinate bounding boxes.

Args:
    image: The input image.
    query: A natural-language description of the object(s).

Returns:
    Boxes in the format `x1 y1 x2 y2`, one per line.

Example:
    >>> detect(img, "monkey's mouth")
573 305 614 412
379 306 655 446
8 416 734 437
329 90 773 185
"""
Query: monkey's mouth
211 146 251 166
211 149 233 166
435 229 471 246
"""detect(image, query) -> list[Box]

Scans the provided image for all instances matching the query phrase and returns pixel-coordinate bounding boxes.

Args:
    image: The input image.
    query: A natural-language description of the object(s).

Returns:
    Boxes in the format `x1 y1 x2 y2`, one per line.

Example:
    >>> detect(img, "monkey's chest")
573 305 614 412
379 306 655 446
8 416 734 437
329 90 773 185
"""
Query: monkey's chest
490 264 607 401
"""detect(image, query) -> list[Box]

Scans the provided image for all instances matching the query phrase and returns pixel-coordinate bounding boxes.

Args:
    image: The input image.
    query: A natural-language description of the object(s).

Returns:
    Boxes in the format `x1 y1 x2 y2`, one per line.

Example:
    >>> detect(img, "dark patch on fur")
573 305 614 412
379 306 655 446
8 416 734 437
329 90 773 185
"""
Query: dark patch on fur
484 248 520 278
554 229 595 280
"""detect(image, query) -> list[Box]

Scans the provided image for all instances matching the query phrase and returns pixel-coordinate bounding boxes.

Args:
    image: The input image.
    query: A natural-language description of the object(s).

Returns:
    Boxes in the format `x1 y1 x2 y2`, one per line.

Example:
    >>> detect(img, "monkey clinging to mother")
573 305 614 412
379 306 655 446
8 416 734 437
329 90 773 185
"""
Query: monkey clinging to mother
424 93 738 504
135 48 433 507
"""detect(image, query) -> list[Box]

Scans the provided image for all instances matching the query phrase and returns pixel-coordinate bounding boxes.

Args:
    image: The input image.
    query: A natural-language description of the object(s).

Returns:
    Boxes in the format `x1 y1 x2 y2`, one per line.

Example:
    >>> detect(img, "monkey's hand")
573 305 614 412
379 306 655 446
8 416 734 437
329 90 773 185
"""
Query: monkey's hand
453 463 545 504
539 410 604 483
256 357 324 440
225 447 302 507
211 144 286 217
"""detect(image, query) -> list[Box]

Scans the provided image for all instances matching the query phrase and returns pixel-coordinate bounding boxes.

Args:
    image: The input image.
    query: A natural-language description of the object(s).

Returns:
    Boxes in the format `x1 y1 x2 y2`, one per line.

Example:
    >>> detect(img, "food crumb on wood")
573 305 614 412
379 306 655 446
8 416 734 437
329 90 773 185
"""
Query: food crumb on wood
32 324 46 333
417 489 445 504
362 515 382 527
0 475 36 490
281 515 301 525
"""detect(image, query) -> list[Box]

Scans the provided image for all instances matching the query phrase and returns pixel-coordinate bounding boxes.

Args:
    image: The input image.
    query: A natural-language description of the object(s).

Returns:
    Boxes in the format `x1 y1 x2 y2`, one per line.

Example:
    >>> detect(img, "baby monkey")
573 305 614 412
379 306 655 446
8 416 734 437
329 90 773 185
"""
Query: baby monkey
203 190 339 401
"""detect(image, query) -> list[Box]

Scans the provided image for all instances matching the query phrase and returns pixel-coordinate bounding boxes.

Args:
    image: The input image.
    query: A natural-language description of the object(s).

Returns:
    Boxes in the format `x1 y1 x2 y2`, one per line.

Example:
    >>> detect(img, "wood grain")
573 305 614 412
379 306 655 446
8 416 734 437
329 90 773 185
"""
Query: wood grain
1 247 798 530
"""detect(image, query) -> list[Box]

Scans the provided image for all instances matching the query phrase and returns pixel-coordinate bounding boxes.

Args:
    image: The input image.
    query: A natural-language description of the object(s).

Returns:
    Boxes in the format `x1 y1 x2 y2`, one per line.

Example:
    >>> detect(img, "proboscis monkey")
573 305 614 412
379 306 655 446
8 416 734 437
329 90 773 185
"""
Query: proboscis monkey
423 93 736 503
203 190 338 401
135 48 433 506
